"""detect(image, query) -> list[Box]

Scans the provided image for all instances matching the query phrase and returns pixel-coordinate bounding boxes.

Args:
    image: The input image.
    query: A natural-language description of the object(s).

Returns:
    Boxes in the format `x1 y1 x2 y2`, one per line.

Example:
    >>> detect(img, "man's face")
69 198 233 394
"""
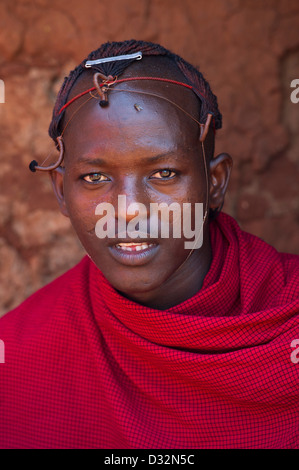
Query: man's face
53 71 217 308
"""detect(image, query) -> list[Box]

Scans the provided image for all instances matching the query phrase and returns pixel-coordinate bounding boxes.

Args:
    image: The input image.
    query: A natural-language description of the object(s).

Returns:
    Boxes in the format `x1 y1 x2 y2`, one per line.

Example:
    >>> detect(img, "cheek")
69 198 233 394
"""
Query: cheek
64 186 99 236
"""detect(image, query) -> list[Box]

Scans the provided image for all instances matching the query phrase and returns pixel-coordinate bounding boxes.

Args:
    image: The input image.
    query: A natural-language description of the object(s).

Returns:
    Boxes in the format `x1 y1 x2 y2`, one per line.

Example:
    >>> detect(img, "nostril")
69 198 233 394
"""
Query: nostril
114 195 149 222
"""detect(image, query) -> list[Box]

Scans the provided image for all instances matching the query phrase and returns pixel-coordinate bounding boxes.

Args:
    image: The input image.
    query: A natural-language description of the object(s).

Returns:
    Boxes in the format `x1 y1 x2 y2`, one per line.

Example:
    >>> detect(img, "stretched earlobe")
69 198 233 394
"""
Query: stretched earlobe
49 167 69 218
209 153 233 211
29 136 65 172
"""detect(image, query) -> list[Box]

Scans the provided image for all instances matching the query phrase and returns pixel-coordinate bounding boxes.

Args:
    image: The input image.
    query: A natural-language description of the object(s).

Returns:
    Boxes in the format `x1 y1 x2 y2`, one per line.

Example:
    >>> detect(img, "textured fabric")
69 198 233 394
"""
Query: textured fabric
0 213 298 449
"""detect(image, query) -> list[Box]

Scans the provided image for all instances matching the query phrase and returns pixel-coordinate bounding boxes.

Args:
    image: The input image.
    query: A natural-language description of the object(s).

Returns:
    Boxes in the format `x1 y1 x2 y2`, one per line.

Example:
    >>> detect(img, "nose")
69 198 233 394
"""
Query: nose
113 176 150 234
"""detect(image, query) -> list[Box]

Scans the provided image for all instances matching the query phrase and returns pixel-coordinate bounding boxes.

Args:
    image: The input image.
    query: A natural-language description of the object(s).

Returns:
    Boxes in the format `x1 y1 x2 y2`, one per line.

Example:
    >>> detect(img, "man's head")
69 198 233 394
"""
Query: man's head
46 40 232 309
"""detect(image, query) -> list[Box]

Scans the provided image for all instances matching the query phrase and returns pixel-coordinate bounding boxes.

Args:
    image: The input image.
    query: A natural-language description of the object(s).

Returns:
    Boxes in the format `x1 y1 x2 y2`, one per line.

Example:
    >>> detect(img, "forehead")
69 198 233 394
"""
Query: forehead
62 56 203 161
64 90 200 163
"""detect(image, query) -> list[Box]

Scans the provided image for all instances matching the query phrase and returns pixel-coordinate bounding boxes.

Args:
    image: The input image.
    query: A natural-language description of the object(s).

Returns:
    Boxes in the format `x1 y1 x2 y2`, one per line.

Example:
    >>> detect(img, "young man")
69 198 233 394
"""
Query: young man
0 40 298 449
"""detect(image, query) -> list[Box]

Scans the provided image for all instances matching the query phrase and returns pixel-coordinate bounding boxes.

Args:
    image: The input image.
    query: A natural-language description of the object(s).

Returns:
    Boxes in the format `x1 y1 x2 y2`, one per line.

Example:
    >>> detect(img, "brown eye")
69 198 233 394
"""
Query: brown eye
82 173 109 183
151 169 176 179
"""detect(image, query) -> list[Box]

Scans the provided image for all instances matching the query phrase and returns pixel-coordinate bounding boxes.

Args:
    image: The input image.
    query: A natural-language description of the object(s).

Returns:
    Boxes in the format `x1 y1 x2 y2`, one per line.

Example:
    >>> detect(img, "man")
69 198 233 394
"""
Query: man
0 40 298 448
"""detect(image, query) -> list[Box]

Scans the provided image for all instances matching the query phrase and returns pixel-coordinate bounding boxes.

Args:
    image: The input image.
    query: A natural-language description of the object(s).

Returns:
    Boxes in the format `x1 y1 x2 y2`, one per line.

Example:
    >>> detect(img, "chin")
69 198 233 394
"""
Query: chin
107 271 165 296
89 243 187 298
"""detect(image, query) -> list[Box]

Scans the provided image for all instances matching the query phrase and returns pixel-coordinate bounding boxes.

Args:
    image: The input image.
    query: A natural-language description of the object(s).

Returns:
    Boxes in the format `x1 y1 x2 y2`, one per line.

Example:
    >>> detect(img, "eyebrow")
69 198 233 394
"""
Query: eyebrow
74 151 178 167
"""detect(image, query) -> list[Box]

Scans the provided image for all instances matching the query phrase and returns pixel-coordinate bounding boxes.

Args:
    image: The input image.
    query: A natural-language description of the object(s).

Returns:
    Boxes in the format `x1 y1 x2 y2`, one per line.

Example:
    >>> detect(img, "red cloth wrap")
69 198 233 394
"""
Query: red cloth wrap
0 213 298 448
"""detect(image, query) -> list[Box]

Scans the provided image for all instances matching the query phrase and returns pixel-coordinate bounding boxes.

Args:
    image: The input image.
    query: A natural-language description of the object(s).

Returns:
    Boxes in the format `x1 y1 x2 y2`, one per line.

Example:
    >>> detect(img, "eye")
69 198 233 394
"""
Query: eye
81 173 110 183
150 169 176 180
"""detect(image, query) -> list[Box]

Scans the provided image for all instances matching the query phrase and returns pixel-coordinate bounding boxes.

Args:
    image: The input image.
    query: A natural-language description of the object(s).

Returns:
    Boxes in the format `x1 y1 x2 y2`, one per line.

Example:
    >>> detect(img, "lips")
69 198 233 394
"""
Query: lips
108 240 159 266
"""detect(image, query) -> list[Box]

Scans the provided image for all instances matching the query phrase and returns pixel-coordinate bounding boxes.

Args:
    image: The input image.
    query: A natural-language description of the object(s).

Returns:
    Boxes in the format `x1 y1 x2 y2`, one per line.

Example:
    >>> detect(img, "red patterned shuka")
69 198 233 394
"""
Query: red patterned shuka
0 213 298 449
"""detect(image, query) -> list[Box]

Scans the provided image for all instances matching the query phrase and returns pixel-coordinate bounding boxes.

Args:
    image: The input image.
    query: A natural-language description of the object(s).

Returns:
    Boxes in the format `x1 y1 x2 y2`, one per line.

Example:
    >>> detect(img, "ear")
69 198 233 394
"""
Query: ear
209 153 233 210
49 167 69 217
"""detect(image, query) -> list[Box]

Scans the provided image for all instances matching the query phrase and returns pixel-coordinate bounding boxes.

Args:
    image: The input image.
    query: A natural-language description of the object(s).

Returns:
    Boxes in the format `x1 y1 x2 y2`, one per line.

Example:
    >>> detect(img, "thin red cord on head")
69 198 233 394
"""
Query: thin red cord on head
58 87 97 114
57 76 215 135
116 76 194 90
58 77 202 115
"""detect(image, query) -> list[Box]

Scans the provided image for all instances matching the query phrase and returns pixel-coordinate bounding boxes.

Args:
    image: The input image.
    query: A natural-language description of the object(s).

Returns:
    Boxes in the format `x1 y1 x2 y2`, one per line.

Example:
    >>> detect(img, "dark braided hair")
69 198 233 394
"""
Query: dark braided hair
48 39 222 143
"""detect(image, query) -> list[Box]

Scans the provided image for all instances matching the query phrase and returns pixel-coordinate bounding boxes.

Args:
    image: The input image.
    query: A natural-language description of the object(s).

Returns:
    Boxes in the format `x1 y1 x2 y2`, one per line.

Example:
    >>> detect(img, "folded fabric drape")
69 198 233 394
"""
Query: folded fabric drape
1 213 298 448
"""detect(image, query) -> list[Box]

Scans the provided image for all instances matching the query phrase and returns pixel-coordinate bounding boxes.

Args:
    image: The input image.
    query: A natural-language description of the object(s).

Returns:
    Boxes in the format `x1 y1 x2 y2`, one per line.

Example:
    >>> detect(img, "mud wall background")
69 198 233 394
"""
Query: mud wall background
0 0 299 316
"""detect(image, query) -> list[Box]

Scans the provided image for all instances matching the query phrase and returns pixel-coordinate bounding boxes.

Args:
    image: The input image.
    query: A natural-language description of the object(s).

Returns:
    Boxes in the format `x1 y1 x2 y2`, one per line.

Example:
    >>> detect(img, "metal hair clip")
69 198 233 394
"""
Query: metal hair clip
85 51 142 68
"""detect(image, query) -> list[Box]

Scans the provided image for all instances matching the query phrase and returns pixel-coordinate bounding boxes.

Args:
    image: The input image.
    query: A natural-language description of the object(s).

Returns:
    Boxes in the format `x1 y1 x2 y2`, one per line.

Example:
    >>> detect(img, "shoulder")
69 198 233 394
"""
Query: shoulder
0 255 91 340
216 212 299 267
213 213 299 302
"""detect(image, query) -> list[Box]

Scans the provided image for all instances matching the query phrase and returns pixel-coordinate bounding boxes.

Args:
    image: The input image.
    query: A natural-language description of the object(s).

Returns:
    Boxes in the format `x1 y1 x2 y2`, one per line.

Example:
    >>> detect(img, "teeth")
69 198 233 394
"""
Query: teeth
136 244 150 251
116 242 154 251
118 242 141 246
